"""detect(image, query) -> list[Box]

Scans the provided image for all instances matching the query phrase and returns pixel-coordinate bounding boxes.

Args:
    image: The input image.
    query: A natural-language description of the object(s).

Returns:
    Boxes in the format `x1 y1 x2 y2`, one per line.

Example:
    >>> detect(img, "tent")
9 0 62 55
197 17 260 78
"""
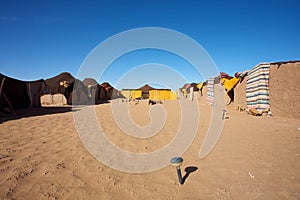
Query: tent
100 82 120 101
246 63 271 112
190 83 200 91
82 78 98 86
221 76 241 104
0 73 45 113
44 72 89 105
233 60 300 118
120 89 142 99
83 78 101 102
206 78 215 105
82 79 120 102
149 89 177 100
138 84 156 99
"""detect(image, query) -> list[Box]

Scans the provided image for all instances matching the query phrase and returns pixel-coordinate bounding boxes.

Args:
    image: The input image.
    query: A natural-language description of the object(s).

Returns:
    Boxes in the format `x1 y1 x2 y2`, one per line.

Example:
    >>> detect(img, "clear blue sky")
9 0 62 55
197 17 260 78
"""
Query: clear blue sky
0 0 299 90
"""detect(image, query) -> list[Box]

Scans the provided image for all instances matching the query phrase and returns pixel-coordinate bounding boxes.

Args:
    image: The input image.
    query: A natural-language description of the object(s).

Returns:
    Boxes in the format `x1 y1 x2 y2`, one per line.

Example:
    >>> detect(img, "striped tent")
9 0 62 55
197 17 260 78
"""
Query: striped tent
246 63 270 112
206 78 215 105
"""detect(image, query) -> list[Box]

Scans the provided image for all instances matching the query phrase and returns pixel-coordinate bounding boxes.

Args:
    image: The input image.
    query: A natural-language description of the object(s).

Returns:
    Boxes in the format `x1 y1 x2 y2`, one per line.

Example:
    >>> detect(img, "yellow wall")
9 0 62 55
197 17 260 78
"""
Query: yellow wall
120 90 142 99
169 91 177 100
149 90 177 100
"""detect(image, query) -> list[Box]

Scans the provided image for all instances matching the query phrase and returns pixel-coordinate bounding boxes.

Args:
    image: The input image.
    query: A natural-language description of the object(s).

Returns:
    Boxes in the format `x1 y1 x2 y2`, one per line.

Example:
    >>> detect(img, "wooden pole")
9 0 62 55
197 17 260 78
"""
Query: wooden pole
2 91 17 115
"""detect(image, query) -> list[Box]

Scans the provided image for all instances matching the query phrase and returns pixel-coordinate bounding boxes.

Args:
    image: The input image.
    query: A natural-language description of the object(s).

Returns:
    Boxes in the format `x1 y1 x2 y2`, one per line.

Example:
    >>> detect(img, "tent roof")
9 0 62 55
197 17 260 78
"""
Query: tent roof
0 73 44 83
181 83 190 89
100 82 113 88
270 60 300 65
82 78 98 86
149 88 171 91
138 84 157 93
45 72 75 86
122 89 142 91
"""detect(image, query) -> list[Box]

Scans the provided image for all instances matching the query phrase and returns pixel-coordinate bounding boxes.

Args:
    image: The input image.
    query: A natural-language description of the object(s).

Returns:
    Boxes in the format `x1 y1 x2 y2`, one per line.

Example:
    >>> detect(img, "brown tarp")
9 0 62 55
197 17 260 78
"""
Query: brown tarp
100 82 120 100
44 72 89 105
0 73 45 111
82 79 122 102
82 78 98 86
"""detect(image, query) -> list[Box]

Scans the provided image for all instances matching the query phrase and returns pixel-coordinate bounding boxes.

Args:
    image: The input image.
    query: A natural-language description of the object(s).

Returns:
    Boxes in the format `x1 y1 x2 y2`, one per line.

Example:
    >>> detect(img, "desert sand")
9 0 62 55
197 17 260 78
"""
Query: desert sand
0 94 299 200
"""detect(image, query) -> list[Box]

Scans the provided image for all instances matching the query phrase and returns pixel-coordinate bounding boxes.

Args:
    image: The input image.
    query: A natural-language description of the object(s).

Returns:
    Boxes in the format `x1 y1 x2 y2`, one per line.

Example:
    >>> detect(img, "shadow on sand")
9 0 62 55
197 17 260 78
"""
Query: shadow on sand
182 166 198 184
0 101 110 123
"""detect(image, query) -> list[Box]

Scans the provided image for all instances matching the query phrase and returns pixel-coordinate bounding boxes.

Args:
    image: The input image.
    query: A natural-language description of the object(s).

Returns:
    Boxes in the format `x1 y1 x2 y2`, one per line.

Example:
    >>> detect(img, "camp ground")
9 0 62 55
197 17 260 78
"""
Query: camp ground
0 60 299 200
1 60 299 118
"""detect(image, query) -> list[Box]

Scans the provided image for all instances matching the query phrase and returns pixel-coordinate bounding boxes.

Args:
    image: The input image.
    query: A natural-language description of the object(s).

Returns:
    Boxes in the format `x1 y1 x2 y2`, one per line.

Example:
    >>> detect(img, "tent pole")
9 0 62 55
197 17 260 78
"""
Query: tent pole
0 77 6 98
2 91 17 115
27 82 33 108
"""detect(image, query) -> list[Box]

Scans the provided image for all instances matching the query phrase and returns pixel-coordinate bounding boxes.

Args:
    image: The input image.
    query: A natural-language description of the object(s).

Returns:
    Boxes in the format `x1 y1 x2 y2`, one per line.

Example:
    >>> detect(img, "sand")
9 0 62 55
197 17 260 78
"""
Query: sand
0 97 299 200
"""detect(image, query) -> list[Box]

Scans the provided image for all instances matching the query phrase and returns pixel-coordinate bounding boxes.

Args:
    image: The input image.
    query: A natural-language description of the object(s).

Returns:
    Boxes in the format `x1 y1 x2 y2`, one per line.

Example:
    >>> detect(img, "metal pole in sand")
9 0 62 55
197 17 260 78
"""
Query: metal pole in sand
222 109 226 120
170 157 184 184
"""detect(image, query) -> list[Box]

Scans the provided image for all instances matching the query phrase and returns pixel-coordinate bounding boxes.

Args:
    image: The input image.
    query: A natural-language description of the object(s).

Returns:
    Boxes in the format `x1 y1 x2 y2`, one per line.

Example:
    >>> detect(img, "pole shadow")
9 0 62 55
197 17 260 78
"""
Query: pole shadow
182 166 198 184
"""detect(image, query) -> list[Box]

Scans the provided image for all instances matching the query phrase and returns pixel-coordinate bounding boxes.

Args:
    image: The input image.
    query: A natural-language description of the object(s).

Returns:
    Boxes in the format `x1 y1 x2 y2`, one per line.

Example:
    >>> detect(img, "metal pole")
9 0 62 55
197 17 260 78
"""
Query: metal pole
176 167 183 184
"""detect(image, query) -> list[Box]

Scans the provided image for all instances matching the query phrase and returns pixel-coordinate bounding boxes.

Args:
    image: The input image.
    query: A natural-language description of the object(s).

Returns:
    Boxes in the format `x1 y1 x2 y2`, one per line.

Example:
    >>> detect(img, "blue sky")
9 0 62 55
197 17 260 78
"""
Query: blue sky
0 0 299 90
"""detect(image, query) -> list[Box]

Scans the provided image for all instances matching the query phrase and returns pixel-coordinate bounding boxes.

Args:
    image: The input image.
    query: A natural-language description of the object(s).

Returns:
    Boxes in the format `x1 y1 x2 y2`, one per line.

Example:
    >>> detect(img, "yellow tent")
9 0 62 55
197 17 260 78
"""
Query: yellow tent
120 89 142 99
149 89 177 100
221 77 240 93
197 82 204 90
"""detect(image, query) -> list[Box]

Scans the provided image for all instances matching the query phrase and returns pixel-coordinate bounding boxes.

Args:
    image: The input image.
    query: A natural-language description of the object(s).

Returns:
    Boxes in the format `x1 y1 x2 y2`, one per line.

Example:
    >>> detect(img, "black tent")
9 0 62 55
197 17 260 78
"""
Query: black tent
0 73 45 113
44 72 89 105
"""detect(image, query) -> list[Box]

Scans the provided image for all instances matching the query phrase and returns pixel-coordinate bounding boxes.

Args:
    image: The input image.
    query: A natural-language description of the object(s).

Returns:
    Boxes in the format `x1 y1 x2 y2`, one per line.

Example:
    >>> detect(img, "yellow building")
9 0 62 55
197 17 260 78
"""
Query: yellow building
149 89 177 100
120 89 142 99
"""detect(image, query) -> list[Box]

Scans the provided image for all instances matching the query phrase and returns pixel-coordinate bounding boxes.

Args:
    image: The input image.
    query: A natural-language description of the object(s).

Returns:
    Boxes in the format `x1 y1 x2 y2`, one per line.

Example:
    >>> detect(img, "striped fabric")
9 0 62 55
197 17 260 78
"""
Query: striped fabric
206 78 215 105
246 64 270 111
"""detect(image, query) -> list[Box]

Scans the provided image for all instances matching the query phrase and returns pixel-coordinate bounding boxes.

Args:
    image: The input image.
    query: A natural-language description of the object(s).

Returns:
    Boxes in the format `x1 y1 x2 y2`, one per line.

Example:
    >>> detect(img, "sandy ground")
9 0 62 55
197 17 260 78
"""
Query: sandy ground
0 97 299 199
